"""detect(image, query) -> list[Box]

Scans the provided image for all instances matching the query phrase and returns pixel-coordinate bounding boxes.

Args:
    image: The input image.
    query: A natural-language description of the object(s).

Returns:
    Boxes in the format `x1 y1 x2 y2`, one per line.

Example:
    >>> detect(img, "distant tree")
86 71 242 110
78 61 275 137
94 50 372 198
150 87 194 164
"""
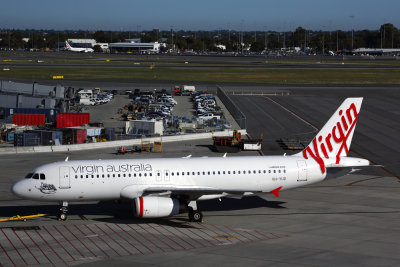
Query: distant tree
250 40 265 52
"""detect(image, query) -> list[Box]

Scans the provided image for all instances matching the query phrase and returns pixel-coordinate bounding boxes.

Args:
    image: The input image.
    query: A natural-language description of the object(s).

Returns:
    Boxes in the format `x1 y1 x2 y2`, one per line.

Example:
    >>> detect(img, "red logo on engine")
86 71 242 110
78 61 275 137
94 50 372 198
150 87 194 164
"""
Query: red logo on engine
303 103 359 174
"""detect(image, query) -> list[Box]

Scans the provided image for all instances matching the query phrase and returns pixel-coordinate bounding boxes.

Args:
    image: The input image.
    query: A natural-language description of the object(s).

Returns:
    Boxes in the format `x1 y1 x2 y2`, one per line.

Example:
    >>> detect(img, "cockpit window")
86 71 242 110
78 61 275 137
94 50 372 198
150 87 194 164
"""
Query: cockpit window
40 174 45 180
32 173 39 179
25 173 34 179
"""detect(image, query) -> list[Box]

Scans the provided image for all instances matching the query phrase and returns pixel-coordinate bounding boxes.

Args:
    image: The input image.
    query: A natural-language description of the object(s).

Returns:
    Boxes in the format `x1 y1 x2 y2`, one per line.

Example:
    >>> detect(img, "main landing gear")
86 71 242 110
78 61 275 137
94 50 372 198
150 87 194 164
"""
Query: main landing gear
58 201 68 221
188 201 203 222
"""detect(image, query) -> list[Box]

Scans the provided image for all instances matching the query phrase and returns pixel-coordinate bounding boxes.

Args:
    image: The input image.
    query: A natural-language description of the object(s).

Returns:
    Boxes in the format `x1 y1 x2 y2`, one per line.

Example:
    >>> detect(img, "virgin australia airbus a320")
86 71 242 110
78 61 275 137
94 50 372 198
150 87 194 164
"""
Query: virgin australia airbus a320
12 98 370 222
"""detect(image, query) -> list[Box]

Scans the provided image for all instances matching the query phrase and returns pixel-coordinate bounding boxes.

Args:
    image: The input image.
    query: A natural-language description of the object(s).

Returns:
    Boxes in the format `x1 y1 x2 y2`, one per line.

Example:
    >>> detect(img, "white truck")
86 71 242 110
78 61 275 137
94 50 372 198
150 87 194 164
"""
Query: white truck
197 113 220 121
79 98 96 106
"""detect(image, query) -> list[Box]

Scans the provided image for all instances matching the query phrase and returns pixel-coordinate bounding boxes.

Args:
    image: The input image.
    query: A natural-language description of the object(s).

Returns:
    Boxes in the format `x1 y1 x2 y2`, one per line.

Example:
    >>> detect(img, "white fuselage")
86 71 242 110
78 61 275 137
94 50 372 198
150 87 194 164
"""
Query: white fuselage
12 155 325 202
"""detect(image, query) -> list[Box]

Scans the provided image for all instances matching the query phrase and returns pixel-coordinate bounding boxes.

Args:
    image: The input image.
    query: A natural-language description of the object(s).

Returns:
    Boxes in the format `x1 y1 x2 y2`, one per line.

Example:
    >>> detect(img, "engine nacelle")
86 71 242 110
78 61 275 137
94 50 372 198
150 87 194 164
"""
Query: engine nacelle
134 196 186 218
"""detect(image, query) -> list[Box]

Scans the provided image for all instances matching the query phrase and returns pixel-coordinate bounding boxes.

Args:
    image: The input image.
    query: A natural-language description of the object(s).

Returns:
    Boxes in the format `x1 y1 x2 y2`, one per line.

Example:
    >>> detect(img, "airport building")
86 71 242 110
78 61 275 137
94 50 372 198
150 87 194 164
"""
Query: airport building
109 39 161 54
353 48 400 55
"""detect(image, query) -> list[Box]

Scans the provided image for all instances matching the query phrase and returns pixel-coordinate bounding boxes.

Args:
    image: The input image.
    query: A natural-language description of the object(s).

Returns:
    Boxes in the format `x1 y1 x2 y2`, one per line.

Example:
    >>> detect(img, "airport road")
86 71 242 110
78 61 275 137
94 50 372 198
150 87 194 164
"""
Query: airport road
2 62 400 69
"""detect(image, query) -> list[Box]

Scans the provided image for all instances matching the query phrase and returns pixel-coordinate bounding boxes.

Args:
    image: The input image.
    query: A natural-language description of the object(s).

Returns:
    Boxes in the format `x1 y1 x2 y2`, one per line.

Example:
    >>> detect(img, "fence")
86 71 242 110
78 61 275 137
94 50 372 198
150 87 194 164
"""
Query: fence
216 86 246 129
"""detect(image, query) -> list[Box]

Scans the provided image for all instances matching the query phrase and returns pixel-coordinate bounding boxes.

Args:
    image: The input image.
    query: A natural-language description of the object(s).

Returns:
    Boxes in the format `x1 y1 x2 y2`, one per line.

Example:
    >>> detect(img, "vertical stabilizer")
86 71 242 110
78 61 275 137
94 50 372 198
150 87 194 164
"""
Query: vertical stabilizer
295 98 363 173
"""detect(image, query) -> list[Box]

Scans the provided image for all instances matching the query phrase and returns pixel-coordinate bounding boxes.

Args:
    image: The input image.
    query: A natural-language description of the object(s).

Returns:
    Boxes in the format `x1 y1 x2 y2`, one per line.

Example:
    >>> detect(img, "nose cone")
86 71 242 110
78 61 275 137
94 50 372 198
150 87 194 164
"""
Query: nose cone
11 180 26 198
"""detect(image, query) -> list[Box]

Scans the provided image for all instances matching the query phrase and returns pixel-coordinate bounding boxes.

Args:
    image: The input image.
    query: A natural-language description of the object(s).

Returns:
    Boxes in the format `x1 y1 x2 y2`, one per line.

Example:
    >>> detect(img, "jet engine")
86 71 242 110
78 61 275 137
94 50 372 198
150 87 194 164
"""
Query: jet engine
134 196 186 218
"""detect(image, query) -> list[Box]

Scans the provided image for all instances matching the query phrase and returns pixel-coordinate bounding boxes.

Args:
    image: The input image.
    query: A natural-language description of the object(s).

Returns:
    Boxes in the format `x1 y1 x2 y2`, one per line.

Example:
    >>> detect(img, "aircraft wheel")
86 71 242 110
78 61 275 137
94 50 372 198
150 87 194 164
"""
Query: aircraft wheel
58 213 67 221
189 210 203 222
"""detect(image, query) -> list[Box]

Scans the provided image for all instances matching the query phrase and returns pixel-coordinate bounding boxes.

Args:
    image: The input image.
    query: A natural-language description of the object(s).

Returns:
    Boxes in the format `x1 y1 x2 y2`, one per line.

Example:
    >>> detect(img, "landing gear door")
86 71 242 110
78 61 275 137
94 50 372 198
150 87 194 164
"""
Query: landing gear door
297 160 307 181
59 166 71 189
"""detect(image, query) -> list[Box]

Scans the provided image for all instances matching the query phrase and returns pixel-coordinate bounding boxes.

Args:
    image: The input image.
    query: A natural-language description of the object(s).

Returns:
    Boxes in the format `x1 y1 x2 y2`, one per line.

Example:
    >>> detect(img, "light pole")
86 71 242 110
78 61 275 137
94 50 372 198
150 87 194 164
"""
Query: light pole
264 26 268 51
170 26 174 52
349 15 355 51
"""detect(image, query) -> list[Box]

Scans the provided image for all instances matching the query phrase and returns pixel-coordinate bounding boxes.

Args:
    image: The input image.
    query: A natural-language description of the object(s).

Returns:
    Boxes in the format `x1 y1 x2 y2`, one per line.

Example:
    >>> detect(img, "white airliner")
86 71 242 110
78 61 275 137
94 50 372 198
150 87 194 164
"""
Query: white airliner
65 41 94 53
12 98 370 221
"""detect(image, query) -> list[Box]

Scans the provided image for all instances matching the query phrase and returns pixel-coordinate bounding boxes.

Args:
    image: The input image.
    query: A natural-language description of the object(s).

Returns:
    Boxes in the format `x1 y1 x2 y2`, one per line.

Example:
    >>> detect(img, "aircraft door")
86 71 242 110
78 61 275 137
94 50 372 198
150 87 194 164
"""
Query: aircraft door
59 166 71 189
297 160 307 181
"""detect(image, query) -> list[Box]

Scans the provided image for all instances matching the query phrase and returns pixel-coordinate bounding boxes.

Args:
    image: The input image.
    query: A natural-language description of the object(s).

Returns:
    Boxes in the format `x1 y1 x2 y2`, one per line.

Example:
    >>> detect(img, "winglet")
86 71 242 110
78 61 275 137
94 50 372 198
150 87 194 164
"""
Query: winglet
65 157 69 162
223 153 227 158
270 186 282 197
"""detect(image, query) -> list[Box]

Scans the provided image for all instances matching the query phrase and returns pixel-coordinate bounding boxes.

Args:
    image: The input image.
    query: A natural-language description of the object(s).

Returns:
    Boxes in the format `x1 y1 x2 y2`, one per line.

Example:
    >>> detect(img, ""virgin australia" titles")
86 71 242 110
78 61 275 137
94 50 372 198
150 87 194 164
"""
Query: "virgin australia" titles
71 163 152 174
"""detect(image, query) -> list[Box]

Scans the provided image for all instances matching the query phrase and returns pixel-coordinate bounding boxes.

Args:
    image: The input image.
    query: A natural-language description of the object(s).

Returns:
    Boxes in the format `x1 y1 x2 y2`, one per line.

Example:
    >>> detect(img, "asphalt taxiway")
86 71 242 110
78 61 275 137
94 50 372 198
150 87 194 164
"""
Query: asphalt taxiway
0 86 399 266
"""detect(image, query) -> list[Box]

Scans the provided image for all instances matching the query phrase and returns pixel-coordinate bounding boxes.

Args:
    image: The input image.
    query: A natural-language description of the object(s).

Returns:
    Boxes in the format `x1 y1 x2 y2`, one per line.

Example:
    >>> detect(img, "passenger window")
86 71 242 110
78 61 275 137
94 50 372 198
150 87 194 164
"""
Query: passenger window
213 171 215 175
81 175 83 178
139 173 142 177
134 173 137 177
123 174 126 177
263 170 266 173
284 170 286 173
150 173 152 177
208 171 210 175
218 171 220 175
75 175 78 179
182 172 184 176
128 174 131 177
97 174 99 178
279 170 281 173
192 172 195 175
107 174 110 178
172 172 174 176
223 171 225 174
253 170 256 174
25 173 33 179
243 171 246 174
273 170 276 173
92 175 94 178
233 171 236 174
268 170 271 173
86 175 89 178
258 170 261 174
187 172 190 175
103 174 105 178
197 172 200 175
157 173 160 176
228 171 230 174
113 174 115 177
238 171 241 174
177 172 179 176
144 173 147 177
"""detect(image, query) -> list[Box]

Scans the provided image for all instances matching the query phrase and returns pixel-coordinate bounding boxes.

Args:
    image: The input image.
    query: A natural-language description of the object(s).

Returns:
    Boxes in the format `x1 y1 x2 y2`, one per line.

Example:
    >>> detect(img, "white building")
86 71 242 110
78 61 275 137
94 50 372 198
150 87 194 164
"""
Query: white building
109 41 161 54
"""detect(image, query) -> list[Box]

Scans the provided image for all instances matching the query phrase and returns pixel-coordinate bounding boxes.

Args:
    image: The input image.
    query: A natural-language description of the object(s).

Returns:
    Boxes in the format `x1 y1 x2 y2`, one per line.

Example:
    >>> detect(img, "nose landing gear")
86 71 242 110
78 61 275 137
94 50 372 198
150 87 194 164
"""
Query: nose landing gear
58 201 68 221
